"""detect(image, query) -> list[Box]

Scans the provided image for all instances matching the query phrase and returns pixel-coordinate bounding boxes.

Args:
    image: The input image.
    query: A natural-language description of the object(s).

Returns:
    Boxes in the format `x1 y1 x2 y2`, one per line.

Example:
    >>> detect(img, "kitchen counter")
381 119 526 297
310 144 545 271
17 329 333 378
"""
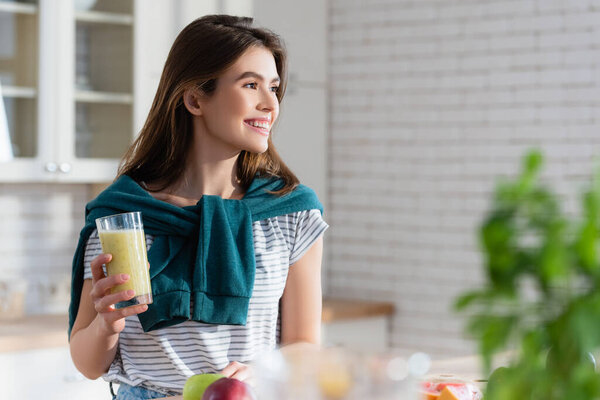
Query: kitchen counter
0 298 394 353
321 297 394 323
0 314 68 352
154 353 501 400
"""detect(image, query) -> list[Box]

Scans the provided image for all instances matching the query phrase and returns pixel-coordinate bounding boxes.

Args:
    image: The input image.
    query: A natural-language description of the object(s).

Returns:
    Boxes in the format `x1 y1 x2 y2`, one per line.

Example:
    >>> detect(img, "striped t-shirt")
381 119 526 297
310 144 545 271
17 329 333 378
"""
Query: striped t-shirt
83 209 328 395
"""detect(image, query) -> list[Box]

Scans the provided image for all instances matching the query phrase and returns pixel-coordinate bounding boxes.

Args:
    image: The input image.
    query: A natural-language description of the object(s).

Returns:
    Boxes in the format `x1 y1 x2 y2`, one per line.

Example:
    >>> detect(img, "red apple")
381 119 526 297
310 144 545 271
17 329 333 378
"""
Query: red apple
201 377 256 400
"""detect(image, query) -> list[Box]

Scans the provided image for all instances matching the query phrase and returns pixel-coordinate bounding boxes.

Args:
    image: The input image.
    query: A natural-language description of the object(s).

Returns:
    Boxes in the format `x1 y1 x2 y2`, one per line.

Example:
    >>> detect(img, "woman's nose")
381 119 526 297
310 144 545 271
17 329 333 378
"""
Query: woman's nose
257 88 278 111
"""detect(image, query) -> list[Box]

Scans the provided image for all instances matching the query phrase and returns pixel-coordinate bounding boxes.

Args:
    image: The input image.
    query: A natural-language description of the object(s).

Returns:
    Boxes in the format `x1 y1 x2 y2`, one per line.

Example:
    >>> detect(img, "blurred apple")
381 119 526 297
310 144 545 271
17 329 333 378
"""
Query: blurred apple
202 377 257 400
183 373 225 400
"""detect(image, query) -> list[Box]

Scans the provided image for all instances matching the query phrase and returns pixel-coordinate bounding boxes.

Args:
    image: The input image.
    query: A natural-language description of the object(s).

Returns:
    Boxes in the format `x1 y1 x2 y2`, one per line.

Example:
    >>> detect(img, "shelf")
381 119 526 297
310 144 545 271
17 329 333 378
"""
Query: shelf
1 86 36 99
75 90 132 104
0 2 37 15
75 10 133 25
321 297 395 323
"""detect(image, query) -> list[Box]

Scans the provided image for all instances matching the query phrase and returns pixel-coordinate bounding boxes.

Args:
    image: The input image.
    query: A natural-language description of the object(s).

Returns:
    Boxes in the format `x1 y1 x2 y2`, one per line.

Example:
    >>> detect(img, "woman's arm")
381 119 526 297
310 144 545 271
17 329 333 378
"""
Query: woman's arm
221 237 324 381
69 253 148 379
280 236 324 346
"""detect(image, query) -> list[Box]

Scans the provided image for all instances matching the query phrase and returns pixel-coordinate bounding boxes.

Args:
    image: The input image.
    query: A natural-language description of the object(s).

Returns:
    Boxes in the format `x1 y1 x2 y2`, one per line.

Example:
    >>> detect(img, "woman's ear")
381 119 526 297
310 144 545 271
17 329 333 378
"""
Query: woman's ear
183 88 203 116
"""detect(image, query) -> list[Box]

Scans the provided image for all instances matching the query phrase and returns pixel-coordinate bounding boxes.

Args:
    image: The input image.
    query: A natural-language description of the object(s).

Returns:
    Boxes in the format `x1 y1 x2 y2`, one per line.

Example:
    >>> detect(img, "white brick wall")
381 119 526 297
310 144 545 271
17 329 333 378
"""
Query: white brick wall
0 184 88 314
328 0 600 357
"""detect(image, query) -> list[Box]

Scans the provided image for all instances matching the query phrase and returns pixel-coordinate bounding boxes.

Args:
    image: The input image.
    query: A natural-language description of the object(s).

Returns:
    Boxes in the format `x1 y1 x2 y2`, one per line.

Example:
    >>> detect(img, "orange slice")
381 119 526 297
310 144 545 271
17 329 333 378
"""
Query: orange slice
439 385 473 400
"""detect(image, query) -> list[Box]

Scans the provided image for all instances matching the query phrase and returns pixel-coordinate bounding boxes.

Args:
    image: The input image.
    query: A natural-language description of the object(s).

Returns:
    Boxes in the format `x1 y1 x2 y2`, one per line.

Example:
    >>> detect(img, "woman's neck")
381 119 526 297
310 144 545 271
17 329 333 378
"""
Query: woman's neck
171 156 244 200
151 117 249 200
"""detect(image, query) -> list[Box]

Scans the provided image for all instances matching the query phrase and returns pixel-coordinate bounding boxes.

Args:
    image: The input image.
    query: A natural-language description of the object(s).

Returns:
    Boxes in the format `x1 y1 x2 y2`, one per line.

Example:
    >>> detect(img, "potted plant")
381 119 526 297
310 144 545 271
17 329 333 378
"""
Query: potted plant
456 150 600 399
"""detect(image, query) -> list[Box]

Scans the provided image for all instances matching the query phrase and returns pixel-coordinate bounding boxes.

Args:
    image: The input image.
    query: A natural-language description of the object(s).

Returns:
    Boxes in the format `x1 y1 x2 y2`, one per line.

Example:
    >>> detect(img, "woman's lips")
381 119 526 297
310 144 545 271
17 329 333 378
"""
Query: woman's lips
244 121 270 137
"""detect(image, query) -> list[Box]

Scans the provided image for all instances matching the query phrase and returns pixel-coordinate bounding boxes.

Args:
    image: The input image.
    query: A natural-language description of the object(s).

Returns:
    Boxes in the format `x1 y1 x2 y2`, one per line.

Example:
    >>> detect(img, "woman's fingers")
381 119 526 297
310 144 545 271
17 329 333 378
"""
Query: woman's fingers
101 304 148 324
88 253 150 334
221 361 253 382
94 289 135 313
90 253 111 284
90 273 130 300
229 367 252 381
220 361 239 377
96 303 148 335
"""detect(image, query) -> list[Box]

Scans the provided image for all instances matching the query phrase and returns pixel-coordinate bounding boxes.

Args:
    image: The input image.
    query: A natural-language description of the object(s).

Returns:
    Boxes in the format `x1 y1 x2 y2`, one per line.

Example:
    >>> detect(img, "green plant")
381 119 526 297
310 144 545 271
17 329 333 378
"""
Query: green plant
455 150 600 400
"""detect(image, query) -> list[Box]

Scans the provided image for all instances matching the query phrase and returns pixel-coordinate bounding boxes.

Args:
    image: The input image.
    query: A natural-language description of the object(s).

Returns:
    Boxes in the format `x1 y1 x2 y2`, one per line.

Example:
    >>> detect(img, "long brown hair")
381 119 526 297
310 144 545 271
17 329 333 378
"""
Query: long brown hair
118 15 298 195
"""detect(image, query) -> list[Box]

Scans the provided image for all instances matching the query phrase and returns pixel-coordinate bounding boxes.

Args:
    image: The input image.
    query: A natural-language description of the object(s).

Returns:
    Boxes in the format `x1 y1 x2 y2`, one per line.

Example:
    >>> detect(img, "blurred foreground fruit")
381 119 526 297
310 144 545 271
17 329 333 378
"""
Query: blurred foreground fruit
183 373 225 400
202 377 257 400
420 380 481 400
438 385 472 400
316 349 354 399
317 367 353 399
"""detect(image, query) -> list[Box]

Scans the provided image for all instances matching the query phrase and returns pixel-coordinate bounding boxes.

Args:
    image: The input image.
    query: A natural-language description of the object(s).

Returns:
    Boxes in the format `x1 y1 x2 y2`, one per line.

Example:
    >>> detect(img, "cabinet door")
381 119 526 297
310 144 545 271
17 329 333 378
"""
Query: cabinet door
0 346 110 400
55 0 135 182
0 0 54 181
0 0 139 182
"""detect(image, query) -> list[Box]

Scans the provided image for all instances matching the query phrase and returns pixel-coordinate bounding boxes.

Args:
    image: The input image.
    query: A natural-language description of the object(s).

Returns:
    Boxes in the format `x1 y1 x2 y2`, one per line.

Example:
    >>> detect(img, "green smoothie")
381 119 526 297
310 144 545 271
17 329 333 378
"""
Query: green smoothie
99 229 152 307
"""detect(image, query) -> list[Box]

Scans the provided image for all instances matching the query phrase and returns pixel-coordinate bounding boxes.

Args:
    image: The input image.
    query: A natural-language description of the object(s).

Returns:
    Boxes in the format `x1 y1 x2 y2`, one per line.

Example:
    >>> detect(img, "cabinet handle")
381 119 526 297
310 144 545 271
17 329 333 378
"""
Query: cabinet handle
59 163 72 173
45 162 57 173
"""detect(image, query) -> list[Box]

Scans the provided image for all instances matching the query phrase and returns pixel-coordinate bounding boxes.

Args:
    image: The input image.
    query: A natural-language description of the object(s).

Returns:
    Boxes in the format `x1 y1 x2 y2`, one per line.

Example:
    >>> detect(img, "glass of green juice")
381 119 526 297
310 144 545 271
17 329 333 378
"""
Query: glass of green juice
95 211 152 308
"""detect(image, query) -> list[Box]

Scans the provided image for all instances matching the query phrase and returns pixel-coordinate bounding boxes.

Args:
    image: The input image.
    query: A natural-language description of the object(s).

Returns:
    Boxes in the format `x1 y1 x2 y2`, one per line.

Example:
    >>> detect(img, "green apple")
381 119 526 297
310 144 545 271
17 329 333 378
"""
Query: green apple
183 373 226 400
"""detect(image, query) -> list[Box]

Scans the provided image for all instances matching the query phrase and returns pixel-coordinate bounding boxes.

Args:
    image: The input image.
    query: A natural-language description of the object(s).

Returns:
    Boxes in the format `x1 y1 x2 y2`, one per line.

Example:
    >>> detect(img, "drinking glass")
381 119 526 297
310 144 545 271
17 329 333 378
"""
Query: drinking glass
95 211 152 308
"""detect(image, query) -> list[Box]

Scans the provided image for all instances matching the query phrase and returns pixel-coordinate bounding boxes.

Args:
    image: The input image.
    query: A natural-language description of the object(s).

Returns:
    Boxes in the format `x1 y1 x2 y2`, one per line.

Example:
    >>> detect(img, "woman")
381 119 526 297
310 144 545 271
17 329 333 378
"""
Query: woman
68 15 327 399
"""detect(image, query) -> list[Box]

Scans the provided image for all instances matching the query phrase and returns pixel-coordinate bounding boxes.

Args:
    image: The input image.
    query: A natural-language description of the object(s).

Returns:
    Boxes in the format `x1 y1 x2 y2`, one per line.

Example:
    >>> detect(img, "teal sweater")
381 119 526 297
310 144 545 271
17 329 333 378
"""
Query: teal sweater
68 175 323 338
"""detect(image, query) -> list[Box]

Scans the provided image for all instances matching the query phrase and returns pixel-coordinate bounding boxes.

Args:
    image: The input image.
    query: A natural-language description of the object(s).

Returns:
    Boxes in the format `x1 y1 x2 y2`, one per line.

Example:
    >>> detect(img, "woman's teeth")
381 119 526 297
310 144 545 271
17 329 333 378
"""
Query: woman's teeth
247 121 269 129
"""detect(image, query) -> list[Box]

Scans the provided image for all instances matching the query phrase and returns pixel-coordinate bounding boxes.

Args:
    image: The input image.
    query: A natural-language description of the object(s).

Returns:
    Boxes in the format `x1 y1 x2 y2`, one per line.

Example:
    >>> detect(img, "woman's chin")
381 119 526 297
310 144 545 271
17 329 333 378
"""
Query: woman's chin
244 142 269 154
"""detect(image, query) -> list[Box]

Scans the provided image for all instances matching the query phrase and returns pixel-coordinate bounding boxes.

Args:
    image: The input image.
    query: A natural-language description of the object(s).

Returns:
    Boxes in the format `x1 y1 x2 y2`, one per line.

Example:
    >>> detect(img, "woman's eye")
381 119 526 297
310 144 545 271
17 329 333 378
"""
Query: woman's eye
270 86 279 92
244 82 257 89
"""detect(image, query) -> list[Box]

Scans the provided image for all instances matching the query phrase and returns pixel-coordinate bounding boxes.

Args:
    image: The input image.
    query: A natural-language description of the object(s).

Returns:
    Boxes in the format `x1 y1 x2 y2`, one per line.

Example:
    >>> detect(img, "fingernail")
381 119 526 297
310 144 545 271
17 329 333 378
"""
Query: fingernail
127 290 135 297
121 274 129 280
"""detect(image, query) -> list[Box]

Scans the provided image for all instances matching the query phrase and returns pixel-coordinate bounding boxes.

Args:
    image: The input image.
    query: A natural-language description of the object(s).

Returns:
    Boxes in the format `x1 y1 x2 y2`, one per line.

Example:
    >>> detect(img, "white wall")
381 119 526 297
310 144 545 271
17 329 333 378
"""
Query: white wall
328 0 600 356
253 0 330 289
254 0 329 210
0 183 88 315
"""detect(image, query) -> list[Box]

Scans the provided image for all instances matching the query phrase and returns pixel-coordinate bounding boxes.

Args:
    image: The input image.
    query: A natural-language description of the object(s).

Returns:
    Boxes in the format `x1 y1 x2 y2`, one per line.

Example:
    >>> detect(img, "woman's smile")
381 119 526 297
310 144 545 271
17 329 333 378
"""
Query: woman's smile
243 118 271 136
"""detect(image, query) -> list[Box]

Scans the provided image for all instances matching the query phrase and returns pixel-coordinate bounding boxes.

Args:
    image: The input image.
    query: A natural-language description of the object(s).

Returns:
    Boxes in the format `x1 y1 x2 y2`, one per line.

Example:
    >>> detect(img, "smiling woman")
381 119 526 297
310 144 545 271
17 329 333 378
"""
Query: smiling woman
68 14 328 400
117 14 295 198
183 46 281 157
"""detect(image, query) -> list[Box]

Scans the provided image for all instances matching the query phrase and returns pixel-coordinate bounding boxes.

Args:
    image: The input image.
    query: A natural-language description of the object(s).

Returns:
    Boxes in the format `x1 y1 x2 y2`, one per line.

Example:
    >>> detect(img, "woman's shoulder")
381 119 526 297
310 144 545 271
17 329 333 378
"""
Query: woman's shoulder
260 209 325 228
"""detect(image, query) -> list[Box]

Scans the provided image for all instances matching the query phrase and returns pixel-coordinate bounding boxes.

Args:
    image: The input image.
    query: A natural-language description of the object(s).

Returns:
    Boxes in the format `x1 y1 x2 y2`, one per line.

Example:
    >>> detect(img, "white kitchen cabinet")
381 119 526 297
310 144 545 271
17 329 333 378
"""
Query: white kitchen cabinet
0 346 112 400
321 299 395 352
322 316 390 352
0 0 172 182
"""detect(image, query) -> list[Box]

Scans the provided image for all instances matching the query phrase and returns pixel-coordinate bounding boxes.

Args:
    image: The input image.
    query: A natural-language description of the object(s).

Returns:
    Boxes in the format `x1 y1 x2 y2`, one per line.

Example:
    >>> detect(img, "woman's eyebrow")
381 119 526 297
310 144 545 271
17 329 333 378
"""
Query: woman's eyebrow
235 71 281 83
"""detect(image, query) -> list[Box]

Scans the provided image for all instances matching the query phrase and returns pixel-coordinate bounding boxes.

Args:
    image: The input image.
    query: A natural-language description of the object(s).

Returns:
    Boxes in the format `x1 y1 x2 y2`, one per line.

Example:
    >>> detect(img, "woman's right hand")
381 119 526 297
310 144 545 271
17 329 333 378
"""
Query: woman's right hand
89 253 148 335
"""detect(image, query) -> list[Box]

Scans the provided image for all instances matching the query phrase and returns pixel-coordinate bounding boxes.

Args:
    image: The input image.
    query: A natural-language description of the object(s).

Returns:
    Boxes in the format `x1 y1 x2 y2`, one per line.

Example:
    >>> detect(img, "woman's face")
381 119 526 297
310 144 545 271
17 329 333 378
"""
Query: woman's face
199 46 280 154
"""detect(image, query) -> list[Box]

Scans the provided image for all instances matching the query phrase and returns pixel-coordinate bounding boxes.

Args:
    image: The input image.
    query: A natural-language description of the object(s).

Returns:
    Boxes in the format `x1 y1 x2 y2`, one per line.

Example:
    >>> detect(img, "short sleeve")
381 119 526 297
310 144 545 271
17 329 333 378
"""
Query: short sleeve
83 229 102 280
288 209 329 265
